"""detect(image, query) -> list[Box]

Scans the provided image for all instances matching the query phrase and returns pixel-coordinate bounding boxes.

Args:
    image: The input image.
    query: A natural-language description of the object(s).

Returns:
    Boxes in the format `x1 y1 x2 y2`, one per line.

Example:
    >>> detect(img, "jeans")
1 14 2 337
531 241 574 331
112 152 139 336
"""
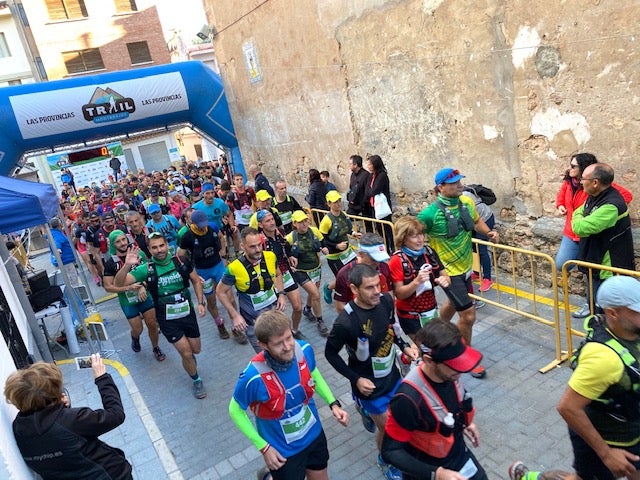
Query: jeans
555 235 580 271
473 215 494 279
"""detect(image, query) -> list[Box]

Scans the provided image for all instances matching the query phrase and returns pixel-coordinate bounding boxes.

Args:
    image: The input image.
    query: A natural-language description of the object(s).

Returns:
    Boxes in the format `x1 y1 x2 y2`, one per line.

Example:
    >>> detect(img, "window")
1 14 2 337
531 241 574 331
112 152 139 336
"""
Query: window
126 41 152 65
8 79 22 86
0 33 10 58
62 48 105 74
114 0 137 13
46 0 88 21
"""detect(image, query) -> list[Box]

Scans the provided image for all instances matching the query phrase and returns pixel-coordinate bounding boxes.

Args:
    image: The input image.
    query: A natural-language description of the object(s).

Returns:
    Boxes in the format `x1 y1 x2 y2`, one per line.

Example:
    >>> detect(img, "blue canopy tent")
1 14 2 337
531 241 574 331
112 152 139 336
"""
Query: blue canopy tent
0 175 87 360
0 176 58 231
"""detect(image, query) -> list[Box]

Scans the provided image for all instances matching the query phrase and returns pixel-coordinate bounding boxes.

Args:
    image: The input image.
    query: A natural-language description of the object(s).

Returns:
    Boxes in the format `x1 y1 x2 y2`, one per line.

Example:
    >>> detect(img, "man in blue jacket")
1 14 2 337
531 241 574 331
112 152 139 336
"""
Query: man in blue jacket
49 217 80 287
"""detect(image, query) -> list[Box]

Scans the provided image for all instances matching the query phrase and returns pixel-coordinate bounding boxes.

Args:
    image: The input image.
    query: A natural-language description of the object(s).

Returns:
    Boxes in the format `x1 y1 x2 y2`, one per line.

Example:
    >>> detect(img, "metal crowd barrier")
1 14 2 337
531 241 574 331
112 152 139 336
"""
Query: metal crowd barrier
560 261 640 357
472 238 565 373
305 208 395 250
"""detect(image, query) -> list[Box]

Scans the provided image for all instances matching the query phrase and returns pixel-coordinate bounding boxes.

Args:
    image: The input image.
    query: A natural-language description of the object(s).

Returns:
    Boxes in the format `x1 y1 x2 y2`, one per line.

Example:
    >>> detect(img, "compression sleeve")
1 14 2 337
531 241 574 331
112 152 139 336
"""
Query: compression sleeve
228 397 268 451
310 367 336 405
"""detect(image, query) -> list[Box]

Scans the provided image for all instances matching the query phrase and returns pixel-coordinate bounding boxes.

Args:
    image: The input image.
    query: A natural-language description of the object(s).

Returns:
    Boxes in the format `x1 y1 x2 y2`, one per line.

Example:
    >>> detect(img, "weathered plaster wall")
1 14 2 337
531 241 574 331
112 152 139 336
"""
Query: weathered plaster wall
207 0 640 231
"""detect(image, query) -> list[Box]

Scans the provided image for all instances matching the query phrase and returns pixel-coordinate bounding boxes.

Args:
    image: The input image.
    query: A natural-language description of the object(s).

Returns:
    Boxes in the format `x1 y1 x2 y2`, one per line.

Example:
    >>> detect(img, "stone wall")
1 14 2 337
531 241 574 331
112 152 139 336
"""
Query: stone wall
206 0 640 264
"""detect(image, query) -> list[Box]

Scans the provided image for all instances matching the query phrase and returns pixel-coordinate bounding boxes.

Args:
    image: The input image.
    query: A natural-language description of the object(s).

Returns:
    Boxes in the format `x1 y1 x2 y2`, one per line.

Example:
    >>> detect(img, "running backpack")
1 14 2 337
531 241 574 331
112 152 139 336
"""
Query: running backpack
464 184 496 205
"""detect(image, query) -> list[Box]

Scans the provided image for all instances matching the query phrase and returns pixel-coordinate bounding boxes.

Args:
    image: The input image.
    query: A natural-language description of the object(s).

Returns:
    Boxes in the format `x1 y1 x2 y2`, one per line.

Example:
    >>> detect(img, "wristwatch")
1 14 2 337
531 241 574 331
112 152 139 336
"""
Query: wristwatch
329 400 342 409
199 300 206 306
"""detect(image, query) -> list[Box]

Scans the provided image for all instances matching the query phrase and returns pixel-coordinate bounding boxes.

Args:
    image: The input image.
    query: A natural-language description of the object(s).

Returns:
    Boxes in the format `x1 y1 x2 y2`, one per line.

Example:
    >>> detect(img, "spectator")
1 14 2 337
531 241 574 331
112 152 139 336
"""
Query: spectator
320 170 337 192
347 154 370 216
305 168 327 225
555 153 632 318
248 164 275 196
363 155 393 252
4 355 133 480
49 217 81 287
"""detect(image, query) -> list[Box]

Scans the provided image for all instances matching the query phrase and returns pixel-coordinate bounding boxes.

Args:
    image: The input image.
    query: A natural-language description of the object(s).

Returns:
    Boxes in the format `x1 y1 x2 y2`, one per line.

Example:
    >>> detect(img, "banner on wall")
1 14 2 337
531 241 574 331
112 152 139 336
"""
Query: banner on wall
47 142 125 192
9 72 189 140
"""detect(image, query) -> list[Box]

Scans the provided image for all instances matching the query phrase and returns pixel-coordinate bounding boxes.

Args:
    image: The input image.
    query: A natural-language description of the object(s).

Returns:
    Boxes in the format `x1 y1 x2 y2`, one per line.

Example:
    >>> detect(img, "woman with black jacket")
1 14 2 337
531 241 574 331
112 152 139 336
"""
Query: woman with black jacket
363 154 394 251
306 168 328 225
4 354 132 480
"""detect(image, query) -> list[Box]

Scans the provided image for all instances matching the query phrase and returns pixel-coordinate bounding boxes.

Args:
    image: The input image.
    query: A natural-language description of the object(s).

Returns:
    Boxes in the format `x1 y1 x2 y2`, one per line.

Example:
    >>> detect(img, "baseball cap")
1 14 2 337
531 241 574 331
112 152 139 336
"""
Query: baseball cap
202 183 215 192
597 275 640 313
326 190 342 203
256 190 272 202
148 203 161 214
149 187 159 196
358 242 390 262
435 168 465 185
190 210 208 229
256 209 272 222
291 210 308 223
422 338 482 373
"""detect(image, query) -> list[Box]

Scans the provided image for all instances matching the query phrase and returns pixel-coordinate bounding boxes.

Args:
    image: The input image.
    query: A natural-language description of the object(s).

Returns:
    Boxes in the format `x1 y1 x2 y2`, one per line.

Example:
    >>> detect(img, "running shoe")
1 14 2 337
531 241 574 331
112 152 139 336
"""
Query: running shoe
480 278 494 292
471 271 480 281
131 336 141 353
192 379 207 399
217 323 230 340
303 305 315 322
153 346 166 362
293 330 307 340
322 284 333 304
377 454 403 480
355 402 376 433
470 364 486 379
508 461 532 480
94 275 101 286
474 300 485 309
572 303 591 319
232 329 248 345
316 318 329 337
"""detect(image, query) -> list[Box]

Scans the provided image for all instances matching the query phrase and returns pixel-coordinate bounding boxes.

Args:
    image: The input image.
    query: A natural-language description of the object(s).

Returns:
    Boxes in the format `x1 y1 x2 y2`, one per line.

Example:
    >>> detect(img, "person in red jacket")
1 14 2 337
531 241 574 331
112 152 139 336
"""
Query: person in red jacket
555 153 632 318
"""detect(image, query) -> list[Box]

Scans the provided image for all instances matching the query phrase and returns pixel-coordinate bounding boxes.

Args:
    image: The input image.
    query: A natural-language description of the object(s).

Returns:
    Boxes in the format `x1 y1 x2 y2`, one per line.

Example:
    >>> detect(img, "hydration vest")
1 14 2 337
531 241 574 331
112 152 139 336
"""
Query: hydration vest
402 367 475 459
435 200 475 238
146 256 190 304
249 342 315 420
325 212 353 243
290 229 322 257
571 315 640 422
392 249 438 314
238 255 274 294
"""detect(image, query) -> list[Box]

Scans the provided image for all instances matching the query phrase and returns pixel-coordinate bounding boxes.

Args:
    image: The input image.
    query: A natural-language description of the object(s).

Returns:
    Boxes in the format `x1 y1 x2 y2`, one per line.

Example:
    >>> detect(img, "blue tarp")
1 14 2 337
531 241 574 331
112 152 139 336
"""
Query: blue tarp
0 176 58 233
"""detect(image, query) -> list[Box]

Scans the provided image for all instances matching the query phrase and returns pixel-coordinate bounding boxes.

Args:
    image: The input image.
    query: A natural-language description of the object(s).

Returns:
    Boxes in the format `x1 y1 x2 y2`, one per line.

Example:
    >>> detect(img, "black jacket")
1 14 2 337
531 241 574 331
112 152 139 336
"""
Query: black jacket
306 179 328 210
254 172 275 196
347 167 370 215
363 170 392 219
12 373 132 480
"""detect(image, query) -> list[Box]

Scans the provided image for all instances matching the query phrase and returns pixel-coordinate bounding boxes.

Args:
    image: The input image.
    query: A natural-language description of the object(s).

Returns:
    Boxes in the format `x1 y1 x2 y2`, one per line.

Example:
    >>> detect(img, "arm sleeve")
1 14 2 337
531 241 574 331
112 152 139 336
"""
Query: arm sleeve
572 204 619 237
381 434 437 480
310 367 336 405
228 397 268 451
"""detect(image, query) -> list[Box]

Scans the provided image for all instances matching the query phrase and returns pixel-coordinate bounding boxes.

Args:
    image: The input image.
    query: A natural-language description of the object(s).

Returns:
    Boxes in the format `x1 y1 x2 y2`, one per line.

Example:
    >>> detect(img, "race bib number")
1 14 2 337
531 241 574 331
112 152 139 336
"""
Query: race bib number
308 267 321 284
166 299 190 320
371 349 395 378
279 211 292 226
279 405 317 444
248 289 277 311
124 290 140 304
282 270 295 289
337 247 357 265
459 457 478 478
202 277 215 295
419 308 439 327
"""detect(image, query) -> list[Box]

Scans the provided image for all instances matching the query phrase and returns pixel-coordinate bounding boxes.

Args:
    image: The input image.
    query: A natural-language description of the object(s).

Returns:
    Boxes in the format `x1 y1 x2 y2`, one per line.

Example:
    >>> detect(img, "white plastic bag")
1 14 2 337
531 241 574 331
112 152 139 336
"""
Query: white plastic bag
374 193 392 219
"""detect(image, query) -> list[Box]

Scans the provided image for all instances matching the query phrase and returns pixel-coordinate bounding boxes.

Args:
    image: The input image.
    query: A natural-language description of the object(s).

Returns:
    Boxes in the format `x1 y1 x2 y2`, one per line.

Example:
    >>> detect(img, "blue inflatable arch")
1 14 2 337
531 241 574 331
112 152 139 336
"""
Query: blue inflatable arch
0 61 243 177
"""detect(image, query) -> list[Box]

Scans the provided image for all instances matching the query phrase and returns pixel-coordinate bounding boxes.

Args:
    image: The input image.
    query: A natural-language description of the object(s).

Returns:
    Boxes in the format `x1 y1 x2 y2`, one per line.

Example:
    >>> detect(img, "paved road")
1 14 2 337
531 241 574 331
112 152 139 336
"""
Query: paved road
31 252 576 479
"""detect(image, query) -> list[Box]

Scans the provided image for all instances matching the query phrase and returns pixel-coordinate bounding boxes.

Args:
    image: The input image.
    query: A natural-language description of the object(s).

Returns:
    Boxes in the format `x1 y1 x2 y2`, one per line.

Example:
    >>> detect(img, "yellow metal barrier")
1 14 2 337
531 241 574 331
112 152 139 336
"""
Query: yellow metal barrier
472 238 565 373
561 261 640 357
305 208 395 250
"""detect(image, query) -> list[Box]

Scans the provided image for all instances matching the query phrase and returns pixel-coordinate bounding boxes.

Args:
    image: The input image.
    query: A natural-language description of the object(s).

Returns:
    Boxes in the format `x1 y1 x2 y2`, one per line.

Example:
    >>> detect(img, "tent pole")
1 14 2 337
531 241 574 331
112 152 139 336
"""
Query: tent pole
44 224 96 355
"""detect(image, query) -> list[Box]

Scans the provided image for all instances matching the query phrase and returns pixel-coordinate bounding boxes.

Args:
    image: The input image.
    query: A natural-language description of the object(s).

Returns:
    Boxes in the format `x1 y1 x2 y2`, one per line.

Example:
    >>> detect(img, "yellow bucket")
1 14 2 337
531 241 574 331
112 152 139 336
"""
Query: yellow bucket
84 313 103 325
